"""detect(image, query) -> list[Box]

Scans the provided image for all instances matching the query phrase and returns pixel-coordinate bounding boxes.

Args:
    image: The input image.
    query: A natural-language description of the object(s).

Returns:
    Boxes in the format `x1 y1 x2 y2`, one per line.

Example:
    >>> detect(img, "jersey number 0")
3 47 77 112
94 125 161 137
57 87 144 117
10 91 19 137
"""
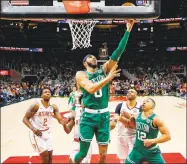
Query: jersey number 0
94 89 102 98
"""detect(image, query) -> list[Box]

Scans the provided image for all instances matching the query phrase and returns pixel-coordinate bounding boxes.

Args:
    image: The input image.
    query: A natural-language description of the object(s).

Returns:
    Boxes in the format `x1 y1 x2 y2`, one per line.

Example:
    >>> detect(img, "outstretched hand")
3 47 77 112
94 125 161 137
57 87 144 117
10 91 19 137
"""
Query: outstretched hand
107 64 121 81
126 20 135 32
60 118 69 126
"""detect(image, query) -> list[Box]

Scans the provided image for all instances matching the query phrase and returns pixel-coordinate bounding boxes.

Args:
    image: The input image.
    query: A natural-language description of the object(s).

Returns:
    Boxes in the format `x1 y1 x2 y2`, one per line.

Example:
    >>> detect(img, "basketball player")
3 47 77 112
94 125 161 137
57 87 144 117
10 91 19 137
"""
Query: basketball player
124 98 171 164
64 88 117 163
73 19 135 164
63 89 92 163
110 89 142 163
23 87 67 164
68 86 77 111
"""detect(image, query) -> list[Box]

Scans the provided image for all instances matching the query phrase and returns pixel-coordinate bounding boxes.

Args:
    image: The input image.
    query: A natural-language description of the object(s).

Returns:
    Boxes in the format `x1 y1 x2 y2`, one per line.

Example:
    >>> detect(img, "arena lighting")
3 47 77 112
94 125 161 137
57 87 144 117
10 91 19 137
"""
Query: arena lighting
0 47 43 52
167 47 187 51
161 23 181 29
0 70 9 76
8 17 185 24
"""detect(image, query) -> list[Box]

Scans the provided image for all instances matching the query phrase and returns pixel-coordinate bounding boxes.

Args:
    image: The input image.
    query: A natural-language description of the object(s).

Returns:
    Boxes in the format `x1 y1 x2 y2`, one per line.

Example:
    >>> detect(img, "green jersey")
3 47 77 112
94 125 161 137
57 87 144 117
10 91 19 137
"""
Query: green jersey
68 92 76 110
80 68 109 109
68 92 75 105
135 112 159 151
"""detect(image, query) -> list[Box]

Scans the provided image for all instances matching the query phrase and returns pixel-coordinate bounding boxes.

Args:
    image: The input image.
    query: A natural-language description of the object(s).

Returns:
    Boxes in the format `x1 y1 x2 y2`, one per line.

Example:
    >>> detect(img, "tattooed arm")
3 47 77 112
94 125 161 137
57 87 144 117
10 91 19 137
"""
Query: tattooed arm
52 104 68 125
22 101 42 136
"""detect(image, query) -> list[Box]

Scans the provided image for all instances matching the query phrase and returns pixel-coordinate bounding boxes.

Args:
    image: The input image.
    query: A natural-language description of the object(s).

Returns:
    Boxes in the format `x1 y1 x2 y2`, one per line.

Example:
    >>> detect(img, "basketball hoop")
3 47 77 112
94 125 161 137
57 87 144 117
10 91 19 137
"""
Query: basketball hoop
68 19 98 50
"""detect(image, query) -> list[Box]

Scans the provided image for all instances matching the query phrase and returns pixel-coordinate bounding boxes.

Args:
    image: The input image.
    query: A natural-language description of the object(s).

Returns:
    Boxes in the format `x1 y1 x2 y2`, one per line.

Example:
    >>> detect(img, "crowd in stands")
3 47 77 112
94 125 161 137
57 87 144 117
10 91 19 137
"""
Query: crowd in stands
0 52 186 107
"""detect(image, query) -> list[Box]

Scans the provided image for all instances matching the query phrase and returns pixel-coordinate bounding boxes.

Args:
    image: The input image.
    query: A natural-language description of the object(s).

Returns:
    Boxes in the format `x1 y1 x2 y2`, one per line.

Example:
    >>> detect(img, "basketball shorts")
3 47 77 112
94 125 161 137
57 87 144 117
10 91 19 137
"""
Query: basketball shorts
29 130 53 154
125 146 165 164
70 139 92 163
117 135 135 160
79 110 110 145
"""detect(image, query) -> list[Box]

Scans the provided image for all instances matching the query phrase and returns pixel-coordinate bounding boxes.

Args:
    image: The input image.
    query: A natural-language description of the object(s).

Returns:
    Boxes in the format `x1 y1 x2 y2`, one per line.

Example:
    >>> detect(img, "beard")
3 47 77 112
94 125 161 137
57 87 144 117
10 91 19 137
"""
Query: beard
86 61 97 69
127 96 135 100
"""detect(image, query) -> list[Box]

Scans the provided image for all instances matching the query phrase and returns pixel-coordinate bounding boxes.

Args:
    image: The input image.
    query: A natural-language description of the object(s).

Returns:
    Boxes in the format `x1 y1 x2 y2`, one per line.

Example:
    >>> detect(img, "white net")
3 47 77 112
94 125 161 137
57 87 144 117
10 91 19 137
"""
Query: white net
68 20 98 50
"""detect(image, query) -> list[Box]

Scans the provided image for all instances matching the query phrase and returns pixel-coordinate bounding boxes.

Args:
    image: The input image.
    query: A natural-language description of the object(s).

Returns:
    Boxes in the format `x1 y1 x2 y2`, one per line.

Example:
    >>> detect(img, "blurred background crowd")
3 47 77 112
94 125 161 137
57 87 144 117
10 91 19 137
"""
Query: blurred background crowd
0 50 186 107
1 0 187 106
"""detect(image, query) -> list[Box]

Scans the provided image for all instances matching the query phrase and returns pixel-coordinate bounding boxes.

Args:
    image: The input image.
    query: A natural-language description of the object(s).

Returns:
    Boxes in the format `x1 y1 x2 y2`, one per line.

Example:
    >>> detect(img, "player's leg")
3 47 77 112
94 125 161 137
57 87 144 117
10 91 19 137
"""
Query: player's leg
47 137 53 163
96 112 110 163
48 151 53 164
70 140 92 163
82 143 92 163
29 131 51 163
69 141 80 163
117 136 128 163
125 148 142 164
127 135 136 155
74 112 95 163
146 149 165 164
98 144 108 163
74 140 91 163
40 151 50 163
37 138 52 163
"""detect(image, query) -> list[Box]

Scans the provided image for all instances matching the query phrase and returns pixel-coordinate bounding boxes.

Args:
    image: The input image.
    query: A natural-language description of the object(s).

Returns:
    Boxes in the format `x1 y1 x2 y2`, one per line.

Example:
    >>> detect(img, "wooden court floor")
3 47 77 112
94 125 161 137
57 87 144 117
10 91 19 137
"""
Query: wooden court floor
1 96 186 163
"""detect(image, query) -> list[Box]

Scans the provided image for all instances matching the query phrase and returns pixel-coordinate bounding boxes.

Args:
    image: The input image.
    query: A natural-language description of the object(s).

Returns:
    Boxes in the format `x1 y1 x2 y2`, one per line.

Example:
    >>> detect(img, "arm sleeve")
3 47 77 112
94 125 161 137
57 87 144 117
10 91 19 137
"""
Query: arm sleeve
110 31 130 61
115 103 122 115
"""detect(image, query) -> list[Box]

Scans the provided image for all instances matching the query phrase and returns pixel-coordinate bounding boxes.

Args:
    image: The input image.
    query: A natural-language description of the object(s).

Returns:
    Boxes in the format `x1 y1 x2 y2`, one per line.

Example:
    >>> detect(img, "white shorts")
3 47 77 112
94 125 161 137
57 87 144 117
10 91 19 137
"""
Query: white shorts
70 140 92 163
117 135 135 160
29 130 53 154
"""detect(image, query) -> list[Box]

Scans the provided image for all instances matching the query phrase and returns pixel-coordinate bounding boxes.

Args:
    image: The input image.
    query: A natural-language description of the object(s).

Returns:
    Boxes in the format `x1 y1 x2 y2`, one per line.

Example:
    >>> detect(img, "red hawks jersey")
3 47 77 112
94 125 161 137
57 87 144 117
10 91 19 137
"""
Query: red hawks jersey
30 100 54 131
117 101 141 136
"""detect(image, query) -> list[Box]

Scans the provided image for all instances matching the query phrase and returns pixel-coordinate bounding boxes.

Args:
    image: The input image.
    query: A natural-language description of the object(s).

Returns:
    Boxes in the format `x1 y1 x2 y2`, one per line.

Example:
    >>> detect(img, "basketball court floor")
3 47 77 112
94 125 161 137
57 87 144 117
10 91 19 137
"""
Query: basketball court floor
1 96 186 163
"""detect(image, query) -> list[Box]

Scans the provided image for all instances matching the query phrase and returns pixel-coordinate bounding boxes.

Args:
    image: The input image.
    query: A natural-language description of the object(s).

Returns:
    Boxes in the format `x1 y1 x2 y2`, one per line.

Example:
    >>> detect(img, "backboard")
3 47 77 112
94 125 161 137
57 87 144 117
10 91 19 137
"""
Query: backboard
1 0 161 20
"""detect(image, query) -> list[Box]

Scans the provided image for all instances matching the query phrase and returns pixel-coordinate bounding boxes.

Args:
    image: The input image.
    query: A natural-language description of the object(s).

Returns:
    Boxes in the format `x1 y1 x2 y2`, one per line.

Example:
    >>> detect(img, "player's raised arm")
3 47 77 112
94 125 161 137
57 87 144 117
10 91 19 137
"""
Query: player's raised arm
103 20 134 73
76 64 120 94
22 101 42 137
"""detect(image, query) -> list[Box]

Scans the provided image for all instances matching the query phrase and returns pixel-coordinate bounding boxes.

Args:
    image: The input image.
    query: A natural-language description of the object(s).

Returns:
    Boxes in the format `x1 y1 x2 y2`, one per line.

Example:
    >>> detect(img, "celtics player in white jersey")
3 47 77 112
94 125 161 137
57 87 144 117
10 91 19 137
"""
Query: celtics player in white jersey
122 98 171 163
110 89 142 163
73 20 135 164
23 87 67 164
